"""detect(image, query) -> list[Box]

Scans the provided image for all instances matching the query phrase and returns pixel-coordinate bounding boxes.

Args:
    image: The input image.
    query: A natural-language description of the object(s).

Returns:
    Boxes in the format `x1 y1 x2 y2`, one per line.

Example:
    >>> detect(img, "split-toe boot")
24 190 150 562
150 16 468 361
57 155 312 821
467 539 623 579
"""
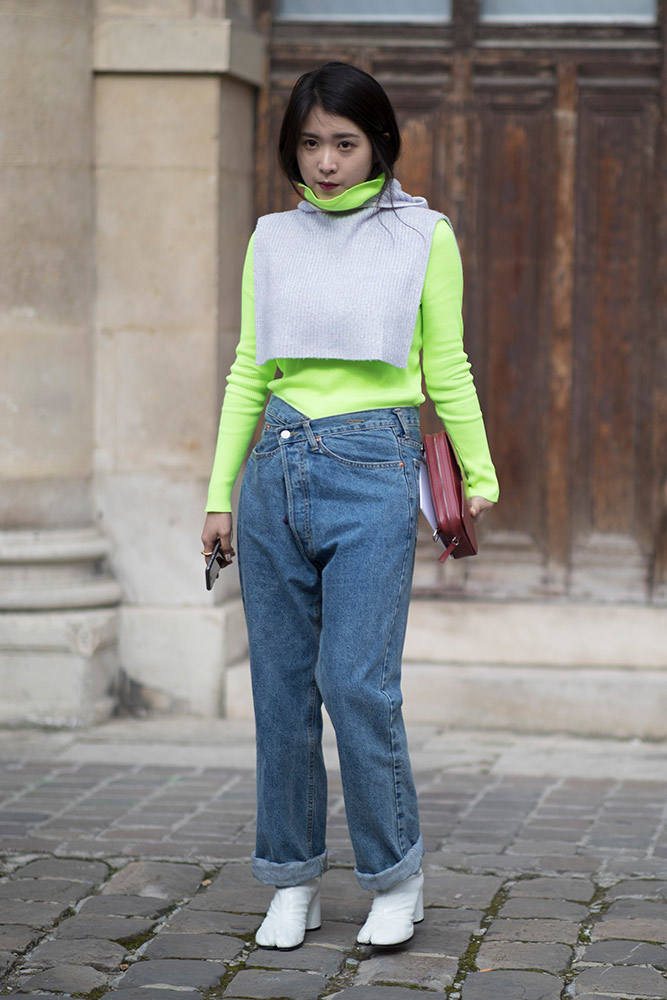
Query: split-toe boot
255 877 321 950
357 869 424 947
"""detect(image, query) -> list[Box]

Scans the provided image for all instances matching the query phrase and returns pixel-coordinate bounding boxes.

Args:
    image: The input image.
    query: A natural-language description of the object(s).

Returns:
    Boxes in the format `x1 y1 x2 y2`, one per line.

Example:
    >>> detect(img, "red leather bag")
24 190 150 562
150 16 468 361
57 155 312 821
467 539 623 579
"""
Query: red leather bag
422 431 478 563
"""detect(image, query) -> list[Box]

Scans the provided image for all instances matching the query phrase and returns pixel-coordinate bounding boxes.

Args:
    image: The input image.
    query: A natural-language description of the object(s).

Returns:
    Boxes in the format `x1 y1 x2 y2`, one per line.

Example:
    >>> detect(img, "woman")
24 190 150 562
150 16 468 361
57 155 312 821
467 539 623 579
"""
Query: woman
202 62 498 950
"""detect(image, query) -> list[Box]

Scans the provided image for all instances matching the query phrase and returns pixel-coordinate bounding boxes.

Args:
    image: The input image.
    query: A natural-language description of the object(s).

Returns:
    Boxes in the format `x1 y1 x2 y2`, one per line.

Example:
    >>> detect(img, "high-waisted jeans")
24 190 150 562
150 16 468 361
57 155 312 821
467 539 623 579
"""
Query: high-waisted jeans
237 395 424 891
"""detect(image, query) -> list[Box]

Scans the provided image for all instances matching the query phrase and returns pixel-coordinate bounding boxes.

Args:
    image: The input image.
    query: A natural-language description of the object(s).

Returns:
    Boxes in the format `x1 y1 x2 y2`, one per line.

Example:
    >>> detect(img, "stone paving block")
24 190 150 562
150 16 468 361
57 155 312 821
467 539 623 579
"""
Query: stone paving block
449 839 513 855
592 918 667 943
509 839 580 856
572 964 667 997
454 853 537 875
537 855 601 874
509 878 595 902
0 901 69 927
0 878 90 903
423 873 504 908
189 885 273 913
14 858 109 884
321 868 368 901
101 861 205 899
55 914 156 943
166 908 261 937
581 939 667 968
0 809 52 825
328 846 358 865
222 969 328 998
355 952 458 990
476 940 572 974
0 994 61 999
315 896 370 924
94 842 227 861
118 958 227 989
0 924 41 951
109 992 203 1000
604 858 667 878
246 943 345 975
425 906 485 927
302 988 447 1000
314 919 363 949
195 862 252 889
486 918 580 945
607 880 667 900
605 899 667 919
102 828 179 841
28 937 128 971
410 920 473 957
142 931 244 961
20 963 109 994
461 969 562 999
0 950 14 973
79 894 173 918
519 828 586 843
500 897 587 920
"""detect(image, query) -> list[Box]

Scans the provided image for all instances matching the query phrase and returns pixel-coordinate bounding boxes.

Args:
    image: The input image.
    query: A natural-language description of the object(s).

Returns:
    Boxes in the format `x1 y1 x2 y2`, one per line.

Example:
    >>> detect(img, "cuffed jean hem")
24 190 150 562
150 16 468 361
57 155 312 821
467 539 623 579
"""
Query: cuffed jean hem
251 850 329 887
354 834 424 892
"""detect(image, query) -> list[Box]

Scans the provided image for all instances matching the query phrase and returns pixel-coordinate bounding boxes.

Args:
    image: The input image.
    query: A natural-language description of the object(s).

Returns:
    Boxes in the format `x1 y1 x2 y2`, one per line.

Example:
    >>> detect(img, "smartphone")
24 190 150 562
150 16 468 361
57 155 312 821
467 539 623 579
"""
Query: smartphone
205 538 226 591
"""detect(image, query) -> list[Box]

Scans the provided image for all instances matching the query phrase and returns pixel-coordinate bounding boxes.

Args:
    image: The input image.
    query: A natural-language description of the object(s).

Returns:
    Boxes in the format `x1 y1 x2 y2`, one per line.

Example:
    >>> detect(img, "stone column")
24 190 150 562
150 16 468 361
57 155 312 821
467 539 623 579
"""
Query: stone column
93 11 263 714
0 0 121 725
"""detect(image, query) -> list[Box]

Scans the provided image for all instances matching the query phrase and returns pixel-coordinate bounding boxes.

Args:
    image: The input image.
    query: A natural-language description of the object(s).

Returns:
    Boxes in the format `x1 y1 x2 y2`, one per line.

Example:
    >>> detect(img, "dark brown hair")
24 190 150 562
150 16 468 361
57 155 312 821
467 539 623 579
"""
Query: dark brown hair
278 62 401 198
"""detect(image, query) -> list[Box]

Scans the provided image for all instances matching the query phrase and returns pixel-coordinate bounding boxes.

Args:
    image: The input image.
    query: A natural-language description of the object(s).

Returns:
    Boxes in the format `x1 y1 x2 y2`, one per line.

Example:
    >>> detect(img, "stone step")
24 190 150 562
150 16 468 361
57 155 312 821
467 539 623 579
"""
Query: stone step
405 598 665 669
225 598 667 739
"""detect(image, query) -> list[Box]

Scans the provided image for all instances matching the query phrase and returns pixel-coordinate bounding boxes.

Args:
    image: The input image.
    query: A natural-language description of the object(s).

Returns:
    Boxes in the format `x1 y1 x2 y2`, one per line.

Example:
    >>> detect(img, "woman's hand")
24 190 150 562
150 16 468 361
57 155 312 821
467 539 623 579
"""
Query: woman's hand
201 512 236 566
468 497 495 523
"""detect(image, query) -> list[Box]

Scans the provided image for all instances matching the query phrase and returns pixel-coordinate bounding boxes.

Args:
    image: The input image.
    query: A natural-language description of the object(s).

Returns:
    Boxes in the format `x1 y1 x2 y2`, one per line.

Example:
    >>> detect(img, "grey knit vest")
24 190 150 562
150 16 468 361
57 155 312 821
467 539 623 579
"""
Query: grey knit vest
253 180 448 370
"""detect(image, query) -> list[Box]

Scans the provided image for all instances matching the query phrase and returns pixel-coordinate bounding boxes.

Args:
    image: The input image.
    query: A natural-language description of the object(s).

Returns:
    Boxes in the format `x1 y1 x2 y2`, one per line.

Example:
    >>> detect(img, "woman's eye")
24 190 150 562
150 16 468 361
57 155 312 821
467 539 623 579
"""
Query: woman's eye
340 141 353 150
304 139 317 149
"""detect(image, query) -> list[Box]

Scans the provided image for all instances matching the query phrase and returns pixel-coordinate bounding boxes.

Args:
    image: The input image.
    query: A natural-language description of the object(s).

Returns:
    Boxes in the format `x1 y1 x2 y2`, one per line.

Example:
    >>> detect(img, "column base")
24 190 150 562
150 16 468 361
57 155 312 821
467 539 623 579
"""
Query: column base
0 609 119 727
0 528 122 726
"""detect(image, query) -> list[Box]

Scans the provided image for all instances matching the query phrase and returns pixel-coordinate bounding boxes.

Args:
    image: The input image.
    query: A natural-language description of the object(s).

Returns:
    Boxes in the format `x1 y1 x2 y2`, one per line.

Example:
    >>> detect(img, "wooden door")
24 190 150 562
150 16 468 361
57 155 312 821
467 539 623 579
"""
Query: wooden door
254 0 667 605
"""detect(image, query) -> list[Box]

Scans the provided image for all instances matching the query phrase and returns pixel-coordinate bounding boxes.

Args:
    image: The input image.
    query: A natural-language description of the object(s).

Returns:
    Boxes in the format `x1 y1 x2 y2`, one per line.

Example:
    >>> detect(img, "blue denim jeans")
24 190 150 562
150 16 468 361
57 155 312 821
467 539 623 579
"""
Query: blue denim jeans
237 395 424 891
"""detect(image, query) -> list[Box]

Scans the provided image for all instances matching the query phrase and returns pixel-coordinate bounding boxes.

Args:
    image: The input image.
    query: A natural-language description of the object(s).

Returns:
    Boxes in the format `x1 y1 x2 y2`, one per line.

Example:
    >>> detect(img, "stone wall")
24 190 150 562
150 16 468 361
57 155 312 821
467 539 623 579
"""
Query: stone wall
0 0 263 724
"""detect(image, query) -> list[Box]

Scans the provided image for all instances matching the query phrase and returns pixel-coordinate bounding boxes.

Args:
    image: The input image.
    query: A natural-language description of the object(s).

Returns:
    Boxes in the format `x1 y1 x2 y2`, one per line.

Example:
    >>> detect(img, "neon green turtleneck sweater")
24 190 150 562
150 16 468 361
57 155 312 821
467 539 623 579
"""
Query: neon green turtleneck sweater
206 177 499 512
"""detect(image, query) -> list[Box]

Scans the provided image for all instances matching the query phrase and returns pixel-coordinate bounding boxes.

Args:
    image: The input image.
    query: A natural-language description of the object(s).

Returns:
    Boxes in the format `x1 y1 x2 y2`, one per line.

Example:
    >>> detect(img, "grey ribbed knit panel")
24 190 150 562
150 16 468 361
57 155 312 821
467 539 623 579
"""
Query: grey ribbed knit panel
253 180 447 370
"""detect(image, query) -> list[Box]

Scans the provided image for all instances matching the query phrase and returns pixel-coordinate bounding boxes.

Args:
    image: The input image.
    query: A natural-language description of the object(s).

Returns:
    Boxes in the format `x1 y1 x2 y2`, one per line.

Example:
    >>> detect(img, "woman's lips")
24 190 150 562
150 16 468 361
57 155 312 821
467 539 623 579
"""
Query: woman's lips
318 182 339 191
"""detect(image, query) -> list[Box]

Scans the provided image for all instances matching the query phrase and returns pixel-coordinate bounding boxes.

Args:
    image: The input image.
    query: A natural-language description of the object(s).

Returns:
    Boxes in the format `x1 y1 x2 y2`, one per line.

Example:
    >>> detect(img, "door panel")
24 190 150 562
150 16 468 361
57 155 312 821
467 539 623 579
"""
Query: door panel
570 88 659 600
474 92 554 548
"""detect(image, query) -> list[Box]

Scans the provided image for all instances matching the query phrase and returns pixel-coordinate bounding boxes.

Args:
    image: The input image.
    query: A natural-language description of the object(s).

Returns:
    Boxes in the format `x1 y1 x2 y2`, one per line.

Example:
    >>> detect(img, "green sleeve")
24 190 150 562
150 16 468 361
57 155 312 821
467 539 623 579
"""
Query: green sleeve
205 234 275 512
422 220 500 502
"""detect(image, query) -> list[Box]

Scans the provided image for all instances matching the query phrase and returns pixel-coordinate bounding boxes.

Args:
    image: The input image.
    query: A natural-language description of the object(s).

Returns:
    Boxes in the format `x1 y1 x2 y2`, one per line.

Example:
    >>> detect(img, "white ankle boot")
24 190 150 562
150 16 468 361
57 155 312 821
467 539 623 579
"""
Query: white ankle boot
255 877 321 950
357 869 424 946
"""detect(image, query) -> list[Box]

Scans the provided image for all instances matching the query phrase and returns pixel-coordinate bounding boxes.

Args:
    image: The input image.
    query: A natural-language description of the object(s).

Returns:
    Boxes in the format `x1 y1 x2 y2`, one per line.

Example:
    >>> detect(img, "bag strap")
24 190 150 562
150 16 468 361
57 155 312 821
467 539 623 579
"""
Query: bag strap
439 537 459 563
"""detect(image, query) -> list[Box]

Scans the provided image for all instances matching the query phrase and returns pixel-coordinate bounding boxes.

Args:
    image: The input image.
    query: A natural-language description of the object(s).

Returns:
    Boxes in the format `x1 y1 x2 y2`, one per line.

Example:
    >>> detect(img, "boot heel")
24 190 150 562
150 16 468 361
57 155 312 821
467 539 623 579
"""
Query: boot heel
413 886 424 923
306 890 321 930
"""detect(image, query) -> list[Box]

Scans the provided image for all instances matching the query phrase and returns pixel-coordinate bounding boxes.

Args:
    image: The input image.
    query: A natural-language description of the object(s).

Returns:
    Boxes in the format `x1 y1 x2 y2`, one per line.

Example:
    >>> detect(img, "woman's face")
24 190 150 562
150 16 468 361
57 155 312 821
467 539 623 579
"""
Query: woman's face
296 106 375 200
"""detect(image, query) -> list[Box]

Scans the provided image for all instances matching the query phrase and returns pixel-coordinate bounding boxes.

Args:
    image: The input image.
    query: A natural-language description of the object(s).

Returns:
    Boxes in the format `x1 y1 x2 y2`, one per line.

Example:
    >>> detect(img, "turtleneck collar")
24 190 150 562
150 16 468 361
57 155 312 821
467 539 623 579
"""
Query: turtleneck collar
298 175 385 213
298 177 431 217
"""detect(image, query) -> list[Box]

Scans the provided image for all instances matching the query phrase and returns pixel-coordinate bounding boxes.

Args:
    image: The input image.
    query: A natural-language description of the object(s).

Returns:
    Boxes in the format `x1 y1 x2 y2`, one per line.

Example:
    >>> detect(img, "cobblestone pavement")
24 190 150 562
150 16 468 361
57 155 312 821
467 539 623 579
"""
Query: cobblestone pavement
0 718 666 1000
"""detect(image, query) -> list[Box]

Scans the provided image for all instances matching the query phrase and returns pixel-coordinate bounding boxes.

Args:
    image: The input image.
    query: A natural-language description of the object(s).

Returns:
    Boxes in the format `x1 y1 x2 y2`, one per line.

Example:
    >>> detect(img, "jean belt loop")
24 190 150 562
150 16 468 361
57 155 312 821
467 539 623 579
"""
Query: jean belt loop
267 402 285 428
304 421 319 450
393 408 410 438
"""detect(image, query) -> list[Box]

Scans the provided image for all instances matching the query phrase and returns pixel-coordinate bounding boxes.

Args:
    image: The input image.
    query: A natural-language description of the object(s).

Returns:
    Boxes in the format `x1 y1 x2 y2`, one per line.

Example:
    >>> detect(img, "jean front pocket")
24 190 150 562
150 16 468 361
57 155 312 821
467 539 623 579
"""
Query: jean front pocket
251 425 281 460
316 427 404 469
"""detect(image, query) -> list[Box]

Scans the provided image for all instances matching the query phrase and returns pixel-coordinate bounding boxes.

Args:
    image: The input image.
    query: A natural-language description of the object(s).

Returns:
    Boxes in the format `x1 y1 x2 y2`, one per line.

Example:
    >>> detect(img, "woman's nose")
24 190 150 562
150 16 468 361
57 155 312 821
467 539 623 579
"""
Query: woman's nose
318 149 337 173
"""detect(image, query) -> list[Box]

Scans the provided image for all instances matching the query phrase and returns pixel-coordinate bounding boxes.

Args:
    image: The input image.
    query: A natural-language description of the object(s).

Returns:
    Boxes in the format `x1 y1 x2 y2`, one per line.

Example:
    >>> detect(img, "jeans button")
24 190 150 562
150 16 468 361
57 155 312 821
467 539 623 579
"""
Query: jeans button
280 430 291 439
